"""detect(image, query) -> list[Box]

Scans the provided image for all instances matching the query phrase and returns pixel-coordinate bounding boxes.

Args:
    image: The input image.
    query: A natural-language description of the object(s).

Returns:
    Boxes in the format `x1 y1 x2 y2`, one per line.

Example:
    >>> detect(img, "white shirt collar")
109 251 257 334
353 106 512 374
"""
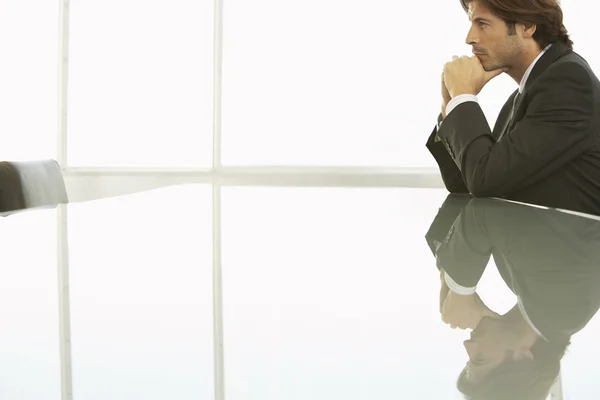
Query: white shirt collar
519 43 553 93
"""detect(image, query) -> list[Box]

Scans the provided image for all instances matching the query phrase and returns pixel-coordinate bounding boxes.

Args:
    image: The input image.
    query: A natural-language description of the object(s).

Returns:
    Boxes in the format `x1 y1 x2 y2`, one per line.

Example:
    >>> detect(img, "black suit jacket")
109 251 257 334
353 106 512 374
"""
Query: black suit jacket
426 196 600 343
427 41 600 215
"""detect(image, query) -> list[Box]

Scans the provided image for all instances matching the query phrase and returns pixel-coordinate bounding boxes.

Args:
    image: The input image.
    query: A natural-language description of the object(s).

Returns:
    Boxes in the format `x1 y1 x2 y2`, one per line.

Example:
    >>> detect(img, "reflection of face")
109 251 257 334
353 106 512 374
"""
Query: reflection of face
465 0 525 72
463 316 519 381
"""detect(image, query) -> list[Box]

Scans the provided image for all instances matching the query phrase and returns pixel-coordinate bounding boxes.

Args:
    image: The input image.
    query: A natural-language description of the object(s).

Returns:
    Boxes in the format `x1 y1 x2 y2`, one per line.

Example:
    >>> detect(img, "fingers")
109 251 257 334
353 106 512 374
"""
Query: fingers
442 311 470 329
443 317 459 329
445 319 468 330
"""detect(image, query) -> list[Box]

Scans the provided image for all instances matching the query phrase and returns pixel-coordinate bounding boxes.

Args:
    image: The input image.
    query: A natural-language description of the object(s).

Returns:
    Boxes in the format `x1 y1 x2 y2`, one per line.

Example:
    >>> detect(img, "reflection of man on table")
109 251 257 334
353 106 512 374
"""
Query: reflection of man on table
426 195 600 399
427 0 600 215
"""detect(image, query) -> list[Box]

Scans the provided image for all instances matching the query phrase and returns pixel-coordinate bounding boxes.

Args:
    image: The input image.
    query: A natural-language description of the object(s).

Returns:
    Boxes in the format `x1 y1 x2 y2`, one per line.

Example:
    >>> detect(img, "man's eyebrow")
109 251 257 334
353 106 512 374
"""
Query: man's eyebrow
469 16 493 23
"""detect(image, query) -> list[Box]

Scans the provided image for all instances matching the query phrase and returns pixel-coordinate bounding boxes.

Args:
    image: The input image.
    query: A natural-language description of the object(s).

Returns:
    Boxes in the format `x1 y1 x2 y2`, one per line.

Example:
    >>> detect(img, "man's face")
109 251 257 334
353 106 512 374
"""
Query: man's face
462 316 518 381
465 0 524 71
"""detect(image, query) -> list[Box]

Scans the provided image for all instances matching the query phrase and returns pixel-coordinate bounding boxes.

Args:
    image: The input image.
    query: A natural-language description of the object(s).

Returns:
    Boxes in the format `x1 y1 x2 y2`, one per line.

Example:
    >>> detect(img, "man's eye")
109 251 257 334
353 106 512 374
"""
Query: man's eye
479 22 487 27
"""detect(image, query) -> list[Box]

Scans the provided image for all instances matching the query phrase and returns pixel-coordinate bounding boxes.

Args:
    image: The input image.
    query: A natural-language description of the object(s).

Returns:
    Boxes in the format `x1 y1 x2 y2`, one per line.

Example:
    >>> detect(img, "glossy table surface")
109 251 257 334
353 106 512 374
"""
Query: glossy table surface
2 184 599 400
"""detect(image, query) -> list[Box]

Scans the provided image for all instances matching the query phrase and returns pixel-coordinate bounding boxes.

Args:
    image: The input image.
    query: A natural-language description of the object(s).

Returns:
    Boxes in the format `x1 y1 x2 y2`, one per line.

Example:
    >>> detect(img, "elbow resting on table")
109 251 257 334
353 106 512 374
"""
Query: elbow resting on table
467 181 503 198
445 182 470 194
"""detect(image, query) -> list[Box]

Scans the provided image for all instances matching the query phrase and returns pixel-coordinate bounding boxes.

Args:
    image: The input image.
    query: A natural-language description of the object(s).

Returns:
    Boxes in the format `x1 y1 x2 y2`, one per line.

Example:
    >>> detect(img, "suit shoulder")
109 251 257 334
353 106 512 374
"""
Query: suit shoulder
547 57 589 76
549 52 595 80
533 57 593 93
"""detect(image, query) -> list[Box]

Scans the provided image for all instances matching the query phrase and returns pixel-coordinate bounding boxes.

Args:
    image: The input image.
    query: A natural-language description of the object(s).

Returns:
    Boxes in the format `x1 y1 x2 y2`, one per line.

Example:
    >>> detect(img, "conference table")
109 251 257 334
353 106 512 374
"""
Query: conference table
2 184 599 399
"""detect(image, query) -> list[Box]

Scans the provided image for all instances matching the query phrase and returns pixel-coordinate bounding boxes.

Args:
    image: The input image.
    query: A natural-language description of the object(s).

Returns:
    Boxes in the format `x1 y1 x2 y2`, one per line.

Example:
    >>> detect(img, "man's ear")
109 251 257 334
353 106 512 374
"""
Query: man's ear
522 23 537 38
522 349 535 361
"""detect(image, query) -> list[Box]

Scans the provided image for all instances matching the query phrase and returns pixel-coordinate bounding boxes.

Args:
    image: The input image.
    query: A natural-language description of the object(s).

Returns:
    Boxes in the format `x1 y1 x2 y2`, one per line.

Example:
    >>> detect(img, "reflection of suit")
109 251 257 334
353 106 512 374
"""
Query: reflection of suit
426 196 600 343
426 41 600 216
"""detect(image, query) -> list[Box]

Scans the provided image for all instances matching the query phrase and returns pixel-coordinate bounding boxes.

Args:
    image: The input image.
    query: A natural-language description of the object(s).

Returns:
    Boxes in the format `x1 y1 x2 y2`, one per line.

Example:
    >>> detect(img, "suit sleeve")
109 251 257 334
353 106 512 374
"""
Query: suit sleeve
425 193 472 258
435 199 492 288
437 62 594 197
426 114 470 194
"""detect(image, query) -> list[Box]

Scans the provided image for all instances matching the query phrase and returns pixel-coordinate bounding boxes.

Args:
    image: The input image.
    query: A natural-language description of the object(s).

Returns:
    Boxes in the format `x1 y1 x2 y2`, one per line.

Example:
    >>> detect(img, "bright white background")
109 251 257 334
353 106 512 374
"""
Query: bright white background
67 185 214 399
0 0 58 162
0 0 596 167
0 209 59 399
221 0 516 167
67 0 214 167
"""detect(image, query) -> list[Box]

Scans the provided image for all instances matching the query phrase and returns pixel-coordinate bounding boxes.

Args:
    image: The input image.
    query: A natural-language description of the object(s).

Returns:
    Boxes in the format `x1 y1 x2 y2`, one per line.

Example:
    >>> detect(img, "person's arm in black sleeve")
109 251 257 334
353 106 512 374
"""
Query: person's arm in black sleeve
426 113 470 194
435 198 493 290
425 193 472 259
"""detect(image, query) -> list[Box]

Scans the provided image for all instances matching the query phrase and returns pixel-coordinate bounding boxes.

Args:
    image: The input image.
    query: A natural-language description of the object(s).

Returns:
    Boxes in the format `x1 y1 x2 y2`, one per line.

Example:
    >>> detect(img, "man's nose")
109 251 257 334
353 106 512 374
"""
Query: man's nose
466 27 477 45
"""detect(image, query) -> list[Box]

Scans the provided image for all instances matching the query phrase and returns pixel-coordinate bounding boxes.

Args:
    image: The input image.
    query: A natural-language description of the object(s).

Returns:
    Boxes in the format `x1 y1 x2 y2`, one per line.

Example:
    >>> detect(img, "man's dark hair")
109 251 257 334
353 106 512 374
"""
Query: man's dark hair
455 340 568 400
460 0 573 50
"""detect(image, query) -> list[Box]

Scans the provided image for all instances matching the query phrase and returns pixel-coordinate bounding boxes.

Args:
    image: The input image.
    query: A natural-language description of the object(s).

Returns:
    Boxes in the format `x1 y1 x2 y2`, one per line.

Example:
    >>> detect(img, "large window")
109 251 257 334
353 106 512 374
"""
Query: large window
2 0 596 170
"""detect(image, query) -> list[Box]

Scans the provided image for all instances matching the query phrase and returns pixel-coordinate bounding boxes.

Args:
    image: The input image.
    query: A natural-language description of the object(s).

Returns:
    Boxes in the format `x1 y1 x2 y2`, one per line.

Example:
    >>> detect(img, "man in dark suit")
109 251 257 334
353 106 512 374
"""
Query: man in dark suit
426 0 600 215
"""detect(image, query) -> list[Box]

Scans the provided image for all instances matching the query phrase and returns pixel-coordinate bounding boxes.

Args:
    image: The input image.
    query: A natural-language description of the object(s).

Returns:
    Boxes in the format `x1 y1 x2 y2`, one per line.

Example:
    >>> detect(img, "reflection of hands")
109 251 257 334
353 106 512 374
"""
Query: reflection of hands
441 291 500 330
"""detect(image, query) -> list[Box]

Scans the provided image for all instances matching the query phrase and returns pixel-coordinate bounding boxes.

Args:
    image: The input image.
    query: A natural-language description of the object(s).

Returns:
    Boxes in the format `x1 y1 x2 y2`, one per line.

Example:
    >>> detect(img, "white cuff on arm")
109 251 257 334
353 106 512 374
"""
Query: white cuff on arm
446 94 479 117
444 272 477 295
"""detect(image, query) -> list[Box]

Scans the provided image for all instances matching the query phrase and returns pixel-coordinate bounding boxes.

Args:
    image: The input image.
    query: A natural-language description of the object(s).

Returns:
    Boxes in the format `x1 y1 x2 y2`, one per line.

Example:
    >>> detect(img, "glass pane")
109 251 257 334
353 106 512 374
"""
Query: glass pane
0 209 59 399
0 0 58 161
68 0 213 167
221 0 516 167
68 185 214 399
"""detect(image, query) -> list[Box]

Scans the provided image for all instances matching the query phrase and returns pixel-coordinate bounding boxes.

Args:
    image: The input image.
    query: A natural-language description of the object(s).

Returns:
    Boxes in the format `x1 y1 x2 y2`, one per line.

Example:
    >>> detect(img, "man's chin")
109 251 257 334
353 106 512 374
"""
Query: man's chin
483 62 505 73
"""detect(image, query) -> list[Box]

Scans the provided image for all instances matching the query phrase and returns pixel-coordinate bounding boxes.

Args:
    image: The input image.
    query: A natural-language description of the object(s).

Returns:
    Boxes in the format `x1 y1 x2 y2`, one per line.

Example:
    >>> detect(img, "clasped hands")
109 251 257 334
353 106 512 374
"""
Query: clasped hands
441 55 508 117
439 269 500 330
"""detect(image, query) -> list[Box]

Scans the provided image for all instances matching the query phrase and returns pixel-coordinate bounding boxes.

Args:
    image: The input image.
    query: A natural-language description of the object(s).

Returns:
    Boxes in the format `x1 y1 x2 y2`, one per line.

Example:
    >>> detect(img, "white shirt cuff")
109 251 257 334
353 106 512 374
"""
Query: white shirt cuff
444 272 477 295
446 94 478 117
